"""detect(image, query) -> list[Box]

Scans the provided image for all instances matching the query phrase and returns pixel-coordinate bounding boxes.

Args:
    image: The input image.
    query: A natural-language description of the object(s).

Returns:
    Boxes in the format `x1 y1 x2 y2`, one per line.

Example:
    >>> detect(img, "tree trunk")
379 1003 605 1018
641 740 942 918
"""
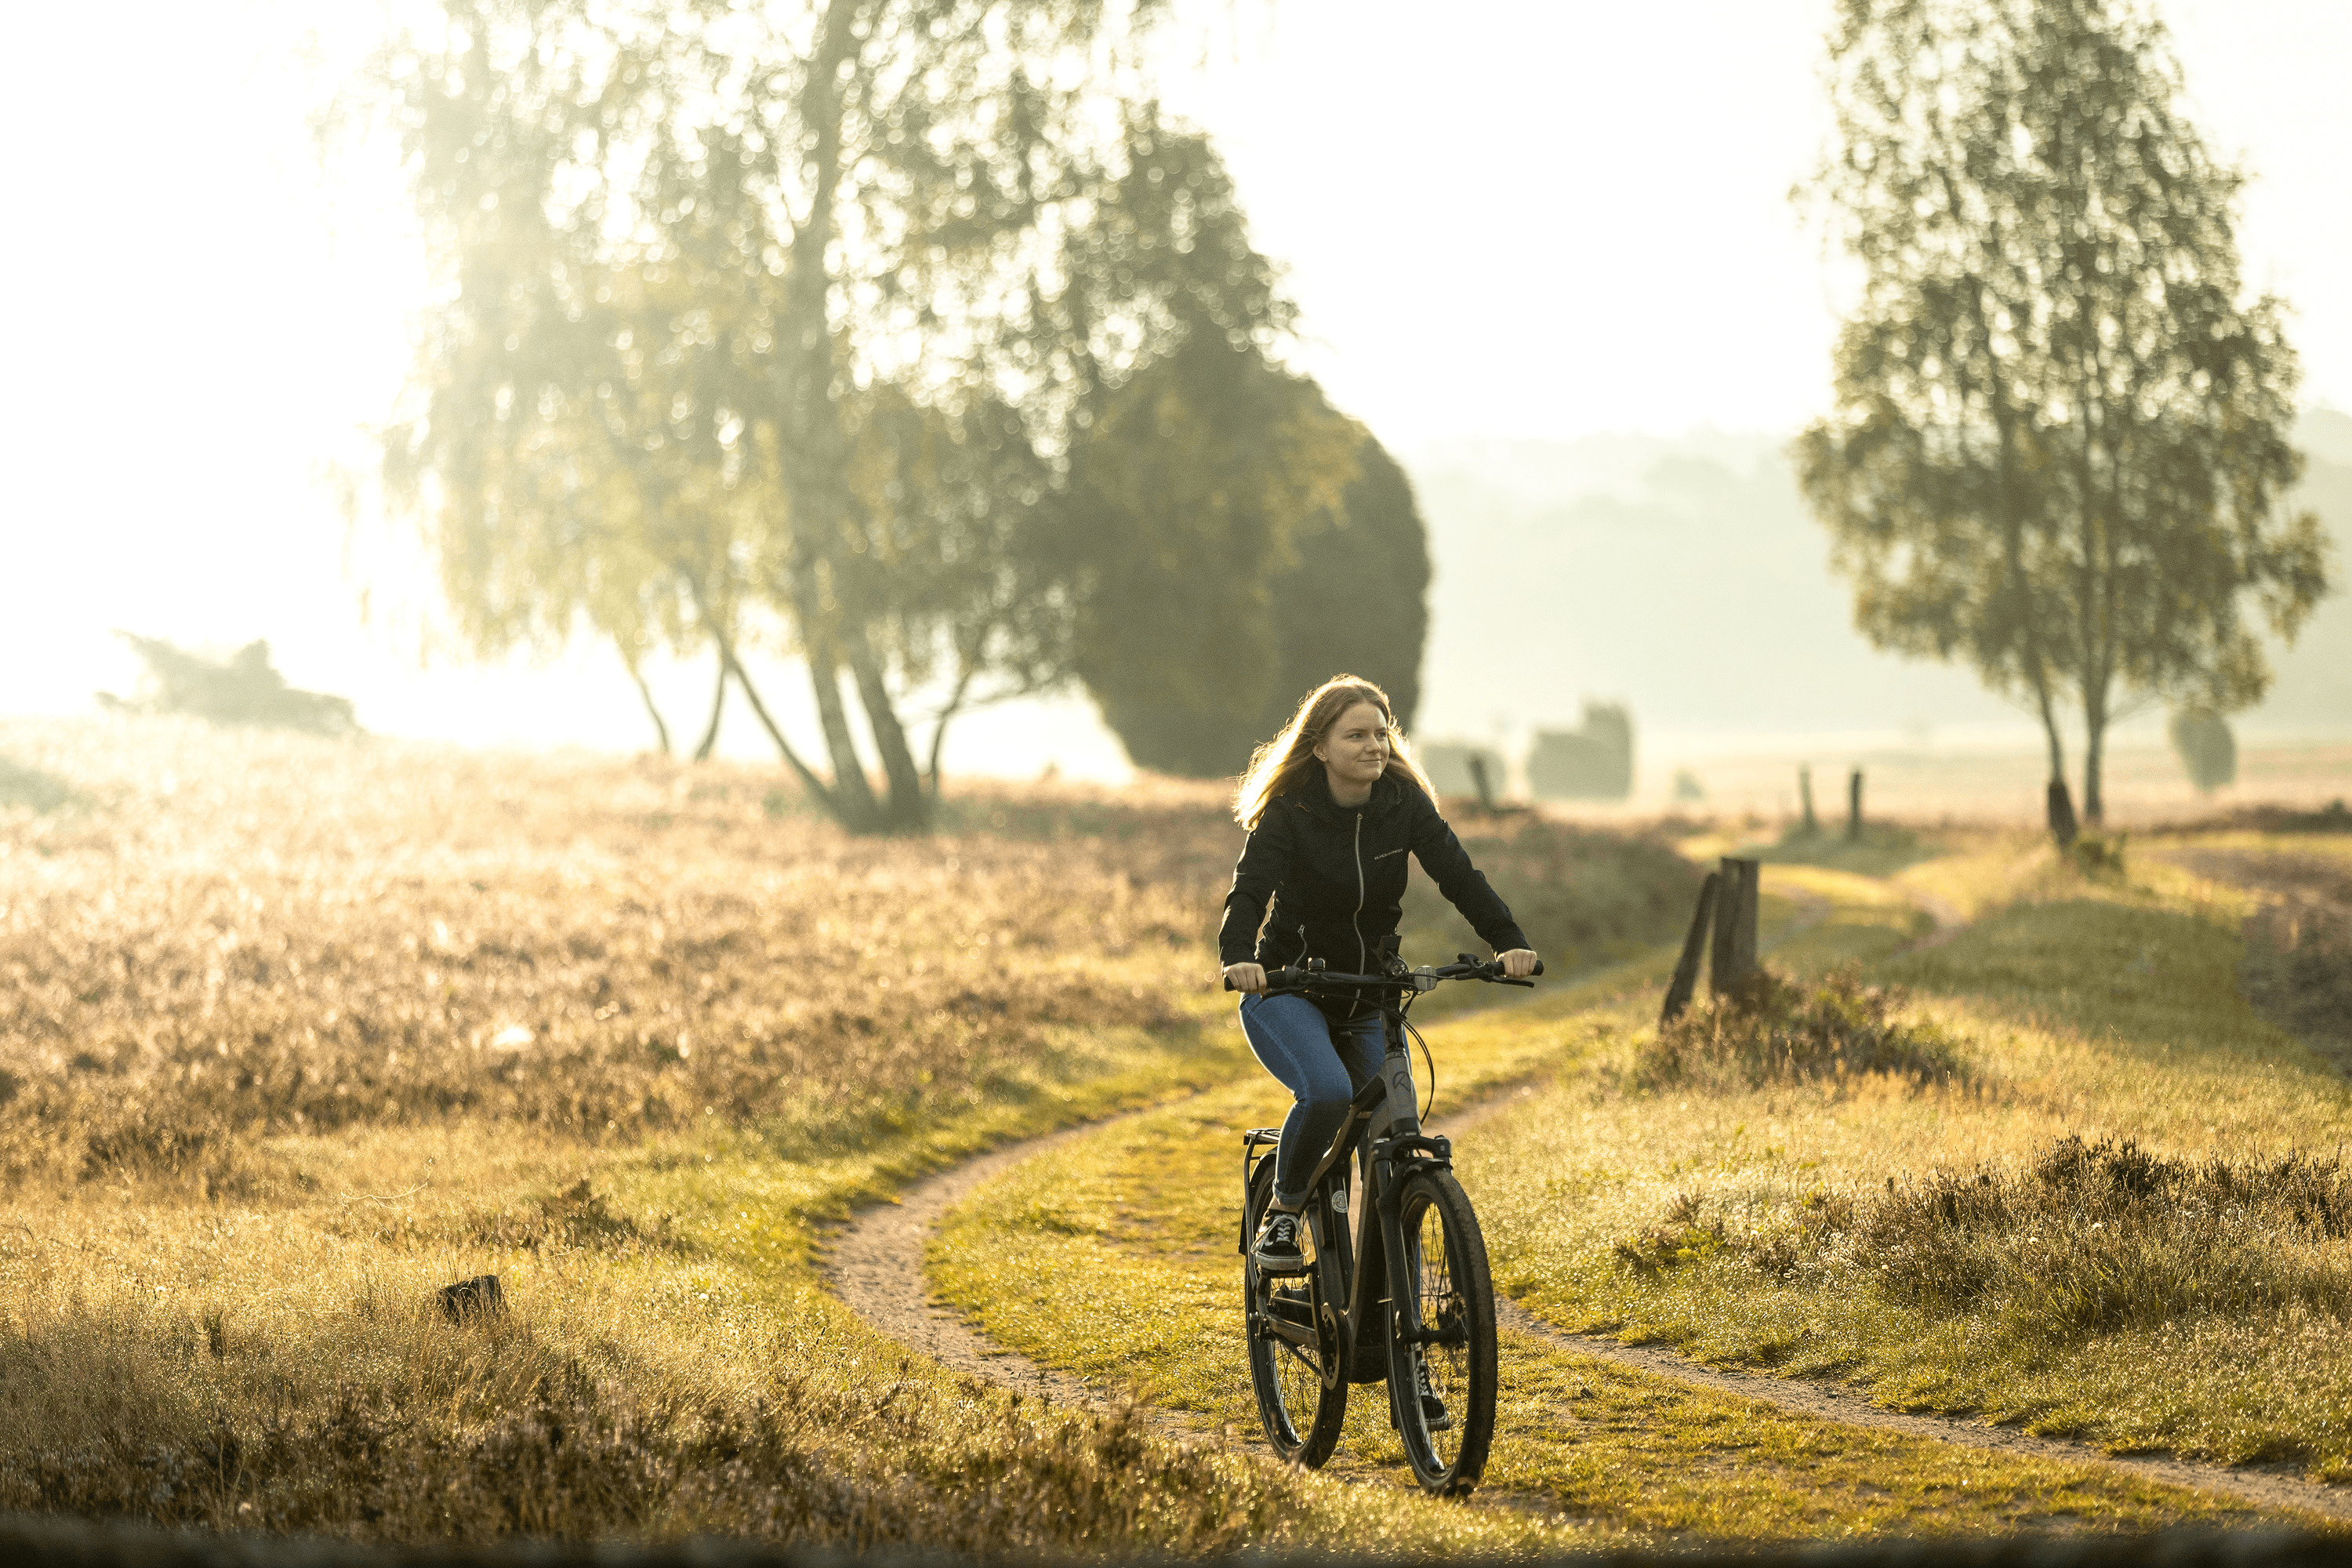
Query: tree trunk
767 0 882 828
2047 779 2080 847
848 634 928 829
708 632 836 816
924 659 982 799
805 641 881 831
623 653 673 757
691 655 728 762
2082 681 2109 827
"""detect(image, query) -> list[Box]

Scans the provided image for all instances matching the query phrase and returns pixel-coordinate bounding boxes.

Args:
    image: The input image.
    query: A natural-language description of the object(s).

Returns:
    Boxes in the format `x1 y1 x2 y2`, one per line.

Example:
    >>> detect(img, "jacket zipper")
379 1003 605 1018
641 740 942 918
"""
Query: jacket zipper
1350 811 1367 1014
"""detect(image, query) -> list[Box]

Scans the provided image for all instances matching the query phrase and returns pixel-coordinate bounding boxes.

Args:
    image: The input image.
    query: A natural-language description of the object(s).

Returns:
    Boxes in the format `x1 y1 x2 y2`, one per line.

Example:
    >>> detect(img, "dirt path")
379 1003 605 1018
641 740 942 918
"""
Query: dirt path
822 1117 1145 1413
827 1081 2352 1523
822 886 2352 1525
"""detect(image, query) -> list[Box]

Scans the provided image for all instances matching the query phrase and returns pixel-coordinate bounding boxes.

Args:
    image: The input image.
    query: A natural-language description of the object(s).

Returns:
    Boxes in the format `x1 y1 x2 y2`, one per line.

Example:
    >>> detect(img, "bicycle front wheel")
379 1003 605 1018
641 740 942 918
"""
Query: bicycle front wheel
1243 1159 1347 1466
1385 1167 1498 1495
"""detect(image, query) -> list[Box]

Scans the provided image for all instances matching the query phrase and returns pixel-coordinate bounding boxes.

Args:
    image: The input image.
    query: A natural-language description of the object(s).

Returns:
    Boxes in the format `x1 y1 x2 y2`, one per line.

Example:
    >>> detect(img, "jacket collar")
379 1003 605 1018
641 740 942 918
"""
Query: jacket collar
1293 768 1402 823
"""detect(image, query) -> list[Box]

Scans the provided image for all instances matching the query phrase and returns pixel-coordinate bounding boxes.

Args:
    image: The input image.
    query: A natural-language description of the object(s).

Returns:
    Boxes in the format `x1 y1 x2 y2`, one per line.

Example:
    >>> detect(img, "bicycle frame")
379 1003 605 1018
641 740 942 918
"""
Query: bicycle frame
1241 985 1455 1393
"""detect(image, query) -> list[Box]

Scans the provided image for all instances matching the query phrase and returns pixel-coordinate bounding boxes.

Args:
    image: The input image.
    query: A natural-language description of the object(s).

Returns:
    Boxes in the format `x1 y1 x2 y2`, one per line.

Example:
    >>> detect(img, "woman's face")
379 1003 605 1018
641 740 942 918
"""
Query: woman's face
1313 701 1392 792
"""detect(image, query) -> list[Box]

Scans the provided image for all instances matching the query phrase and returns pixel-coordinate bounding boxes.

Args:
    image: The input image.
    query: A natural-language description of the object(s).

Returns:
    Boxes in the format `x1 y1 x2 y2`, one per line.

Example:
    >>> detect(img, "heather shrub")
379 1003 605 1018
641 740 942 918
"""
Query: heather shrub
1632 965 1962 1091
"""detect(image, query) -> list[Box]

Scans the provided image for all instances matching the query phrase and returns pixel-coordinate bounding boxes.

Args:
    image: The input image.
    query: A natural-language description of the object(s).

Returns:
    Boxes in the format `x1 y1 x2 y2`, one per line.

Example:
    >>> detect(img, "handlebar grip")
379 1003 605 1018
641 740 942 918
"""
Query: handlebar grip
1531 958 1545 977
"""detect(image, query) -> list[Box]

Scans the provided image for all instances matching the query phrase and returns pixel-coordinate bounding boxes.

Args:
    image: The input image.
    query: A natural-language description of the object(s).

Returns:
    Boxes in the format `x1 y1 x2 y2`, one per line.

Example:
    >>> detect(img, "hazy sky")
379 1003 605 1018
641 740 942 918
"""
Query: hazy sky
4 0 2347 775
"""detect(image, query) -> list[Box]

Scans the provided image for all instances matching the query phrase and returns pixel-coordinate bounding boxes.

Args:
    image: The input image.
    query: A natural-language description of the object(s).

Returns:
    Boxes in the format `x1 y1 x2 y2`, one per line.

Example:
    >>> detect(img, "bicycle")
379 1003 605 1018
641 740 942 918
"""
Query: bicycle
1229 939 1541 1496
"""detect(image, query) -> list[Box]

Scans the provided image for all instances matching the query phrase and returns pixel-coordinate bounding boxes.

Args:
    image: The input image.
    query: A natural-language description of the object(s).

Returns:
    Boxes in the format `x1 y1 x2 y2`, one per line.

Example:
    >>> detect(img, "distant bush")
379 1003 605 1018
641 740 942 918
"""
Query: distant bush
2168 705 2236 793
1632 965 1962 1091
2066 831 2129 880
1527 702 1634 801
97 634 356 735
0 757 78 815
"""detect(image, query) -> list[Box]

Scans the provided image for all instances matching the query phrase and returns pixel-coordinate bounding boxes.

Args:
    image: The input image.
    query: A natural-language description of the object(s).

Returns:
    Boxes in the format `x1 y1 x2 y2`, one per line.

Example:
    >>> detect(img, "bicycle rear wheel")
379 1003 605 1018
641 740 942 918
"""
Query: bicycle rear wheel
1385 1167 1498 1495
1243 1158 1347 1465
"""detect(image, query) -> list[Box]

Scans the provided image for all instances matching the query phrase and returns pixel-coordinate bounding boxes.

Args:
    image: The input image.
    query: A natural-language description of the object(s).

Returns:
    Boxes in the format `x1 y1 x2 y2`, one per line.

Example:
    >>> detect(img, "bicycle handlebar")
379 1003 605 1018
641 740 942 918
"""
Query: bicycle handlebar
1222 954 1543 994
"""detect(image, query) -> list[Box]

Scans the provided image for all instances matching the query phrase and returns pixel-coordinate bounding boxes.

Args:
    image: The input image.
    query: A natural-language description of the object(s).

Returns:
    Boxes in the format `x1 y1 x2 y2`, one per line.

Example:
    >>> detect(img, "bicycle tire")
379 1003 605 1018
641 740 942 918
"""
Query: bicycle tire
1243 1157 1347 1465
1385 1167 1498 1495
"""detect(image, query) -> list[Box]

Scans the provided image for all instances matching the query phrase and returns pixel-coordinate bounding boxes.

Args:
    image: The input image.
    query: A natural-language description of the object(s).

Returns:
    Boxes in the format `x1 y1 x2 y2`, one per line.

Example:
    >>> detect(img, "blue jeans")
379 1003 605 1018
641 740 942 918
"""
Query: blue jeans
1239 993 1386 1208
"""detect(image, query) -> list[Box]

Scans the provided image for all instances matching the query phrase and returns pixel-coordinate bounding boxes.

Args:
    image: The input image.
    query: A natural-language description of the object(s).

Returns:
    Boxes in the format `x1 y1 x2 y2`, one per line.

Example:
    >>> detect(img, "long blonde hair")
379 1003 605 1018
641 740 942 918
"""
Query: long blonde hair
1232 675 1437 829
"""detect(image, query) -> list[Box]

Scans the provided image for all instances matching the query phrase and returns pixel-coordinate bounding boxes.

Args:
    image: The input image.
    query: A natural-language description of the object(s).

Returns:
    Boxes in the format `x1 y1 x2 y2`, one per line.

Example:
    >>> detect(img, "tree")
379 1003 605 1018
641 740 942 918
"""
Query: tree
1073 367 1433 780
1797 0 2328 826
364 0 1307 830
2167 704 2234 793
1040 111 1431 779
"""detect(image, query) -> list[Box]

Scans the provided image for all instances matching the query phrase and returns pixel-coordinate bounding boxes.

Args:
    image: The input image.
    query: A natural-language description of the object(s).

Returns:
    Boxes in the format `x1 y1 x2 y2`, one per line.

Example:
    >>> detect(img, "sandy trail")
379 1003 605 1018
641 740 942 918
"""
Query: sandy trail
821 887 2352 1523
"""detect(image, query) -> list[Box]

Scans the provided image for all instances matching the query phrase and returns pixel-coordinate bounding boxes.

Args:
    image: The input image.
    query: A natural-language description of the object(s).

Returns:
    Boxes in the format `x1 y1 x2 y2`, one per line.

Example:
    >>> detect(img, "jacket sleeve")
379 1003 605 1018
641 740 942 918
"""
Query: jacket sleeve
1408 793 1533 956
1218 808 1292 967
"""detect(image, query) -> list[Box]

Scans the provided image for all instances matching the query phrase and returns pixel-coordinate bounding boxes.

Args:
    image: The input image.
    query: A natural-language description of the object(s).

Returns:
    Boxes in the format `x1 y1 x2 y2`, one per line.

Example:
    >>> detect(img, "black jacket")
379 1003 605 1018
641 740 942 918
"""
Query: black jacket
1218 771 1531 991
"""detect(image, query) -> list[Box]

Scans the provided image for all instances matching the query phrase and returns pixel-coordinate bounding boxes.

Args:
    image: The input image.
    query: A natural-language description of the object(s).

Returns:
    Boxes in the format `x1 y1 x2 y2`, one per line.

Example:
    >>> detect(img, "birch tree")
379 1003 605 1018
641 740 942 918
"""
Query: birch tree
1798 0 2328 826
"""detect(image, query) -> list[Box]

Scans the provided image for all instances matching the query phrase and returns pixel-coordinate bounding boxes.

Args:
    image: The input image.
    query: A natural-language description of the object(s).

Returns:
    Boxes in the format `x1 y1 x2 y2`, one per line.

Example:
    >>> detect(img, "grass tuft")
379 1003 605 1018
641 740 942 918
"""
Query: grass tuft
1843 1135 2352 1338
1632 965 1963 1091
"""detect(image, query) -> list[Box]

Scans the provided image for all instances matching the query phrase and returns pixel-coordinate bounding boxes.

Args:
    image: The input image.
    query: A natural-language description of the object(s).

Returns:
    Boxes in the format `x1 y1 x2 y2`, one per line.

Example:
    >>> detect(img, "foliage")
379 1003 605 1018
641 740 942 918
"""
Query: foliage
96 636 354 736
1071 340 1426 779
359 0 1343 827
1796 0 2330 825
1631 964 1962 1091
2169 705 2238 793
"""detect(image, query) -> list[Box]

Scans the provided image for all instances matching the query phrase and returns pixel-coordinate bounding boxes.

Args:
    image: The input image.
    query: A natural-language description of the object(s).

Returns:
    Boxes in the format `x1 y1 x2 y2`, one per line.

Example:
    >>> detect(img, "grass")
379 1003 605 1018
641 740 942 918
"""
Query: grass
927 865 2292 1539
13 714 2340 1545
1468 837 2352 1480
0 716 1690 1553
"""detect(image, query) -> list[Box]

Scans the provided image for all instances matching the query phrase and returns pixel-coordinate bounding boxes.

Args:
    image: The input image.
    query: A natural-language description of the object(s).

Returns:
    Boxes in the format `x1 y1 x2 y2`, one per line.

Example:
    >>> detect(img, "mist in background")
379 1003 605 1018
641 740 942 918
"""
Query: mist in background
4 0 2347 790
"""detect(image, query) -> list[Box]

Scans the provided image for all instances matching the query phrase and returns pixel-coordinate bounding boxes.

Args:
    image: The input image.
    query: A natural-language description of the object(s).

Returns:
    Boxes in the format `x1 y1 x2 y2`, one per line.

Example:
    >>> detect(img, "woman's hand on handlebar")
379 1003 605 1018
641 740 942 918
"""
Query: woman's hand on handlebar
1497 948 1540 980
1222 962 1267 993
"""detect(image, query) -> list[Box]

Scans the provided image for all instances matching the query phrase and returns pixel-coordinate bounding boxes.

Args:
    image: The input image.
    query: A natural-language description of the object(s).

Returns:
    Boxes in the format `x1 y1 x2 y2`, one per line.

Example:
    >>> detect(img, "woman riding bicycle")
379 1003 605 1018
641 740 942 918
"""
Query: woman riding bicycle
1220 675 1538 1275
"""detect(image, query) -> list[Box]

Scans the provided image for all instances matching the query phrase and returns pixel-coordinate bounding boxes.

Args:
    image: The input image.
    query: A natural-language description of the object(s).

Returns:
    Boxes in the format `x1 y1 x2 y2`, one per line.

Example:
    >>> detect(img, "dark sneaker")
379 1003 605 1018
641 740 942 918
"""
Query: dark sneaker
1252 1209 1305 1274
1416 1359 1452 1432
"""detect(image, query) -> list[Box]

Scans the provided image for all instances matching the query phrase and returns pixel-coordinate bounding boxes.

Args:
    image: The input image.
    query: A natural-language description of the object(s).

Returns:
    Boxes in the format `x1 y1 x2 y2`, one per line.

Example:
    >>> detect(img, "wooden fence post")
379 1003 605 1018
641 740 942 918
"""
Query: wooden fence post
1709 857 1759 999
1846 768 1864 841
1467 755 1497 815
1658 872 1719 1025
1798 765 1817 836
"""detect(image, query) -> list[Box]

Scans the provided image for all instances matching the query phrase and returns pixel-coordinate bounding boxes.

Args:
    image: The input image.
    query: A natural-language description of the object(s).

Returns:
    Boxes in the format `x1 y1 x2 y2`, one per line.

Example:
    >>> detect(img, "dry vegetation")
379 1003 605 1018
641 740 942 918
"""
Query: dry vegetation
1471 839 2352 1478
0 717 1688 1551
1631 966 1963 1091
0 724 1216 1193
2164 847 2352 1067
927 880 2269 1537
923 826 2352 1533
